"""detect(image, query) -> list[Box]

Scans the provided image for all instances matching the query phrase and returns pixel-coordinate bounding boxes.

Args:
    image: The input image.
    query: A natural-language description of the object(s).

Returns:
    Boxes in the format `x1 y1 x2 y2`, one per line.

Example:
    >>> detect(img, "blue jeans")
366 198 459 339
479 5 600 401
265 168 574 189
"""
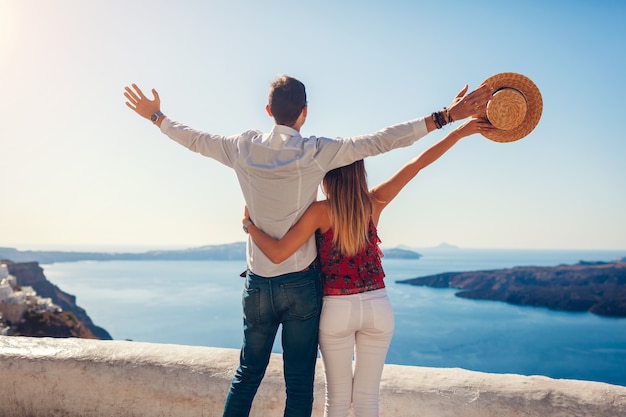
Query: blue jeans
222 265 322 417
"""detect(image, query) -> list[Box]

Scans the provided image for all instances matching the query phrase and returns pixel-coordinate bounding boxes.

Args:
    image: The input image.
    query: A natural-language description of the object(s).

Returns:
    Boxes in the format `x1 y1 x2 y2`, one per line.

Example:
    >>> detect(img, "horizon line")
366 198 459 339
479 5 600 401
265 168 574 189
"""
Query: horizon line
2 243 626 254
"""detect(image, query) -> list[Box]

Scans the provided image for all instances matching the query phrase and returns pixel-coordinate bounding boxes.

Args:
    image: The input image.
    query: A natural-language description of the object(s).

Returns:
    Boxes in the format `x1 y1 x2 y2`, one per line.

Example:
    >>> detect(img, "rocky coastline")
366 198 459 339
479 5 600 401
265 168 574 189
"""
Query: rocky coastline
397 260 626 317
3 246 625 342
1 261 111 339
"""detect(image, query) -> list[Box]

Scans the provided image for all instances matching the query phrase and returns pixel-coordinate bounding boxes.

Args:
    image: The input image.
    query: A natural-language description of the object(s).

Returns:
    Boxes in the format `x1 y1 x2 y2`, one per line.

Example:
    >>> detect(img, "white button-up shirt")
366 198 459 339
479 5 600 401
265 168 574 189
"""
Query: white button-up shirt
160 117 427 277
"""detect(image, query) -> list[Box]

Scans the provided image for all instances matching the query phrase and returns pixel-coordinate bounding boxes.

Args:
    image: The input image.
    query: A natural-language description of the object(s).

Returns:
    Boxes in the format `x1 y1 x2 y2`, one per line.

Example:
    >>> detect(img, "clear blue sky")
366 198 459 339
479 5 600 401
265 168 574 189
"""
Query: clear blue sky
1 0 625 251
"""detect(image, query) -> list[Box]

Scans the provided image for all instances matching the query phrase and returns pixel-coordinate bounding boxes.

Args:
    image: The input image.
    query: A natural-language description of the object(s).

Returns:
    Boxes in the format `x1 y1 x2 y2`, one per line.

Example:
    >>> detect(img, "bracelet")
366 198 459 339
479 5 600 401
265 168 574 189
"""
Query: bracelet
431 109 450 129
431 107 455 129
243 219 254 234
431 112 442 129
437 111 447 128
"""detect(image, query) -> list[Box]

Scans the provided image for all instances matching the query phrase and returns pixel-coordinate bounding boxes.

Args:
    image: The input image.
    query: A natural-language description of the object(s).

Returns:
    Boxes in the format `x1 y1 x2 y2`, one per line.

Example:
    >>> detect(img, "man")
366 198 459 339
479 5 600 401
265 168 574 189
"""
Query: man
124 75 492 417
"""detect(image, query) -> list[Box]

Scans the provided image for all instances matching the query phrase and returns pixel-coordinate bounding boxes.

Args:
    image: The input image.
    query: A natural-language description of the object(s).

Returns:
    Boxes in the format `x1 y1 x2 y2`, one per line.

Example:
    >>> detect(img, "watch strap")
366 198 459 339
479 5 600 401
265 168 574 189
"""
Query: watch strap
150 111 164 123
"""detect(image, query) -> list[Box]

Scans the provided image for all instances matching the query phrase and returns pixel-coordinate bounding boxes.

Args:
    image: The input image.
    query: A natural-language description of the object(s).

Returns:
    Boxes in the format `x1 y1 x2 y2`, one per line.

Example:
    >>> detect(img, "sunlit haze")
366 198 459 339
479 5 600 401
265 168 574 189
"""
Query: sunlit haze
1 0 625 251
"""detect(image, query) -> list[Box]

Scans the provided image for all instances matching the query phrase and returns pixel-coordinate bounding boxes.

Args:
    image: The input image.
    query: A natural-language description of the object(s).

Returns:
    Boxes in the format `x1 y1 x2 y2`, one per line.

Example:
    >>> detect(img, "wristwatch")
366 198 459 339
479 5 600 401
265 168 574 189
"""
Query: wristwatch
150 111 163 124
243 220 254 234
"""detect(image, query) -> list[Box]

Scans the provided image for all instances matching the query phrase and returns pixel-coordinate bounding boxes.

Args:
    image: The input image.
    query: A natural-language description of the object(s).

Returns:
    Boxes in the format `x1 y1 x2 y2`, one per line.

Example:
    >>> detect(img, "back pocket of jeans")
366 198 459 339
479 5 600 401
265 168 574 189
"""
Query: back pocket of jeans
280 279 319 320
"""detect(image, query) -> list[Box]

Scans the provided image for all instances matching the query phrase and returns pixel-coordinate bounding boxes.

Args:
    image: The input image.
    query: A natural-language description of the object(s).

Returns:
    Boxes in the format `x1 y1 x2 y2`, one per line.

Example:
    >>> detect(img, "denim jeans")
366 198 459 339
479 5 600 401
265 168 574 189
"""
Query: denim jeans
222 265 322 417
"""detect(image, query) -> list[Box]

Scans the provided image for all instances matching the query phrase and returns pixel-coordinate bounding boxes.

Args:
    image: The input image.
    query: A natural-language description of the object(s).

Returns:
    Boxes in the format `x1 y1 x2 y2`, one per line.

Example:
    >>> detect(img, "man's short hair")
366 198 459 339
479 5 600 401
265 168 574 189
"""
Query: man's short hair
268 75 307 127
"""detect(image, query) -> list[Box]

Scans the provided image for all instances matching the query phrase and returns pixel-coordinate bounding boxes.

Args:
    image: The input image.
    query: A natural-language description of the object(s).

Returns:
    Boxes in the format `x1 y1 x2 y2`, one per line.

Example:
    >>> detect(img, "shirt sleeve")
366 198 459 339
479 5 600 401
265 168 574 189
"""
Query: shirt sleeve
318 117 429 171
159 117 239 168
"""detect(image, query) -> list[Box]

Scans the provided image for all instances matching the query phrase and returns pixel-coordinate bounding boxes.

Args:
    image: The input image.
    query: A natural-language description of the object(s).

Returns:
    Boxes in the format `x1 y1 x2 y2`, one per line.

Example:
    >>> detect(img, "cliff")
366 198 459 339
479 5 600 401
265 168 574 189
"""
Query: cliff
3 261 112 339
14 310 99 339
397 261 626 317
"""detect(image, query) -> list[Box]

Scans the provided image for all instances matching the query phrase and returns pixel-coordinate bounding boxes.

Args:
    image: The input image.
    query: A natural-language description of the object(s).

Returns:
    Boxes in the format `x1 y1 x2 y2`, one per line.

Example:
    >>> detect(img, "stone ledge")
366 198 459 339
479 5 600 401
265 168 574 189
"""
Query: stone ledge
1 336 625 416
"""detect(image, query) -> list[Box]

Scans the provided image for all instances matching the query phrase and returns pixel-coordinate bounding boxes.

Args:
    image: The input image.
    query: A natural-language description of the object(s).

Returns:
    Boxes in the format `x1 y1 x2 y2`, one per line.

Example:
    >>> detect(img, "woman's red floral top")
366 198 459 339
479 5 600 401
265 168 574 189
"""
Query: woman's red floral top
315 219 385 296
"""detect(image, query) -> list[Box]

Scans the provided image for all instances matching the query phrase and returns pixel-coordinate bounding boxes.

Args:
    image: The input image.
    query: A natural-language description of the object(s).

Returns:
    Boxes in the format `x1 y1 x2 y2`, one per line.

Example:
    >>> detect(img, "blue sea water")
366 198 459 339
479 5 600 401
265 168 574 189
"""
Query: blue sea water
41 248 626 386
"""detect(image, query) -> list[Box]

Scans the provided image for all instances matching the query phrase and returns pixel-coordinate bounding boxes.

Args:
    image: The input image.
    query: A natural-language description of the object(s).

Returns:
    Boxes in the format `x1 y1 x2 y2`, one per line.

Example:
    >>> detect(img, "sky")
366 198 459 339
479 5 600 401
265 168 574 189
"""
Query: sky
1 0 625 251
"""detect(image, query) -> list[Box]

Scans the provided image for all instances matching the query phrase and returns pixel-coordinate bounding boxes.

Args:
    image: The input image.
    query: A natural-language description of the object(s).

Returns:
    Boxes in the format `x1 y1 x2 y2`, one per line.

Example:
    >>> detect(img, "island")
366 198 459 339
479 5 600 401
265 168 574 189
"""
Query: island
397 260 626 318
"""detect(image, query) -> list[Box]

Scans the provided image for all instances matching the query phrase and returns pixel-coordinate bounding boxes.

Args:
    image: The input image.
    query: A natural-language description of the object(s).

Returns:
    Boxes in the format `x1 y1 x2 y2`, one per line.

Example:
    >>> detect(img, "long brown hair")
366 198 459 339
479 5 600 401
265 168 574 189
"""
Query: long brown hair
323 160 372 257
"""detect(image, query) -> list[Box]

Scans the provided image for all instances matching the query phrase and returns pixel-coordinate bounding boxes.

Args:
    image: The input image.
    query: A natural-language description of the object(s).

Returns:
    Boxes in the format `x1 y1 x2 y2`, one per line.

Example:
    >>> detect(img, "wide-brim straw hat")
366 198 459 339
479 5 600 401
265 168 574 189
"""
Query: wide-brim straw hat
478 72 543 143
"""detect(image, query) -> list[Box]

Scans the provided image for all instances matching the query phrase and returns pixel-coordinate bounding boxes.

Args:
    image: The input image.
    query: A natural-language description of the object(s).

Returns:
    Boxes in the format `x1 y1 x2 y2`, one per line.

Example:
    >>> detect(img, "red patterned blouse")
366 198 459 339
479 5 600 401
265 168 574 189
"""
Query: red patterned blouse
315 219 386 296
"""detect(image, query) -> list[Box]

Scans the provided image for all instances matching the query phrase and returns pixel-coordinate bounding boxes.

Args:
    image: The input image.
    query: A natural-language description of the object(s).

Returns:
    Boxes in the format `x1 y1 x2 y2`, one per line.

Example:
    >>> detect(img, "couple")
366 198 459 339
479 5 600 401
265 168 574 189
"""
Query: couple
124 75 493 417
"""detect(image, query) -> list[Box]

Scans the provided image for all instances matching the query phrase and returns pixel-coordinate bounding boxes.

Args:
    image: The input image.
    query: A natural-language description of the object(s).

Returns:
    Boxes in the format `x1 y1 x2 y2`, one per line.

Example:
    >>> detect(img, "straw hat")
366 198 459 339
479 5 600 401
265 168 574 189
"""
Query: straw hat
479 72 543 143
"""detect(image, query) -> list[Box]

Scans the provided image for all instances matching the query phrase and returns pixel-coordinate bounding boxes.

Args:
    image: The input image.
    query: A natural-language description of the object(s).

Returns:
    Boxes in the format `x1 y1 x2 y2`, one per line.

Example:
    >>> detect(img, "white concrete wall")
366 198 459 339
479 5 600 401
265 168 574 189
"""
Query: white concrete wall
1 336 624 417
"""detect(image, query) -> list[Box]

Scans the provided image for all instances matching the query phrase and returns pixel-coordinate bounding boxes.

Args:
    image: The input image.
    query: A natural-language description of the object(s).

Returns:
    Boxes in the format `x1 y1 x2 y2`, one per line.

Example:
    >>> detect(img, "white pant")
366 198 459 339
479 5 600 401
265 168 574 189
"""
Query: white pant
319 288 395 417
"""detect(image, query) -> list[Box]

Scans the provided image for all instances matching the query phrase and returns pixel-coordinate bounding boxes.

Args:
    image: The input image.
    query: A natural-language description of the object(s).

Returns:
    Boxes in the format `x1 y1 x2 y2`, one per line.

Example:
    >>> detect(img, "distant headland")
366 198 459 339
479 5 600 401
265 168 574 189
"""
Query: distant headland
0 243 248 263
0 244 421 264
397 259 626 318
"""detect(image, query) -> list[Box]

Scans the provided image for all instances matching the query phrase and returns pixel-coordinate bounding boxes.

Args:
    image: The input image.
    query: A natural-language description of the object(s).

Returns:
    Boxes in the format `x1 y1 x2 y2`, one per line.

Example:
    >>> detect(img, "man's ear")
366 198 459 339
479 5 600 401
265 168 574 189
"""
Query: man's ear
266 104 273 117
296 105 308 126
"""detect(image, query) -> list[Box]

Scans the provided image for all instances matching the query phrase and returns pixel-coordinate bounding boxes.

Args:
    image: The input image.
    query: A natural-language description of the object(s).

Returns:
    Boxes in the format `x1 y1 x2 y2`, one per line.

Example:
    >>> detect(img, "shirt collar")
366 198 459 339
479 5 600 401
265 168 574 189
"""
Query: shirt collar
270 124 301 138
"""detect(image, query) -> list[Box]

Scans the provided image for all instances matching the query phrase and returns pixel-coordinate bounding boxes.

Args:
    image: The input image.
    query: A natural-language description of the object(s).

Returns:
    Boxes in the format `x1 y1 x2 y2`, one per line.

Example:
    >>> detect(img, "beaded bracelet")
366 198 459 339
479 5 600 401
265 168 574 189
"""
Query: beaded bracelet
431 110 446 129
431 112 442 129
431 108 454 129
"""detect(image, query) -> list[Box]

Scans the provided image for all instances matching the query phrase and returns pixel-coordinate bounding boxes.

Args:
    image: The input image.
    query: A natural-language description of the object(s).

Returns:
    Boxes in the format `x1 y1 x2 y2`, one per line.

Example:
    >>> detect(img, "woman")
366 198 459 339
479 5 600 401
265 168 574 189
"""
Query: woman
242 117 493 417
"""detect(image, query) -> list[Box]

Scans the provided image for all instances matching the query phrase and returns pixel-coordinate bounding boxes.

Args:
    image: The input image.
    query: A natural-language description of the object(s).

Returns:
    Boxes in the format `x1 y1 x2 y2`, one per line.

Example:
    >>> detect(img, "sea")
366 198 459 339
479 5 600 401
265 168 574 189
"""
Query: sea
40 248 626 387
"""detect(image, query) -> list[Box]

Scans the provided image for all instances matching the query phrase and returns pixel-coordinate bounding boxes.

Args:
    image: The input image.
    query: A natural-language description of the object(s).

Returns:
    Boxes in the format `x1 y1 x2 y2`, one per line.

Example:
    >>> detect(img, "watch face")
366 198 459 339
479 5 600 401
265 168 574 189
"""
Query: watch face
150 114 158 122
